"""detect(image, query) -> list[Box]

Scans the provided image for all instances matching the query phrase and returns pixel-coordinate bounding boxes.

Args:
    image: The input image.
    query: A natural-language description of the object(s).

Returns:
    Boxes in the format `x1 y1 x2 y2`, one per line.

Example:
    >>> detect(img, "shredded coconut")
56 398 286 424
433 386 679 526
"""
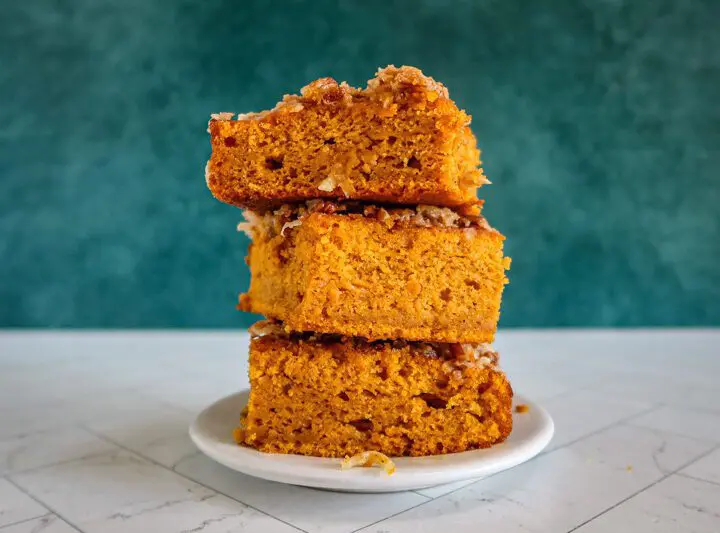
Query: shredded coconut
210 112 235 121
248 320 284 337
368 65 450 100
248 320 499 370
362 204 486 230
251 201 491 240
212 66 448 128
337 181 352 198
280 219 303 236
317 176 337 192
341 451 396 475
236 211 263 238
208 112 236 133
440 343 498 375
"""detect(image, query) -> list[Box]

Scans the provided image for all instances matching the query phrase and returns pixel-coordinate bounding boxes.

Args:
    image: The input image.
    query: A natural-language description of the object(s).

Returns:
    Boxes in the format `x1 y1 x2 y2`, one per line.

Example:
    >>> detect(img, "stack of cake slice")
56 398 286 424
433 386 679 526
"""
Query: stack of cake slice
206 66 512 459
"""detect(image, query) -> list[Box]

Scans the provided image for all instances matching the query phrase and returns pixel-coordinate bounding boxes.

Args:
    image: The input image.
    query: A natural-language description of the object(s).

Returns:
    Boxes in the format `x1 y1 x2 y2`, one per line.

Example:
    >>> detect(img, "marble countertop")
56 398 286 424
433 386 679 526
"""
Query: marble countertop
0 330 718 533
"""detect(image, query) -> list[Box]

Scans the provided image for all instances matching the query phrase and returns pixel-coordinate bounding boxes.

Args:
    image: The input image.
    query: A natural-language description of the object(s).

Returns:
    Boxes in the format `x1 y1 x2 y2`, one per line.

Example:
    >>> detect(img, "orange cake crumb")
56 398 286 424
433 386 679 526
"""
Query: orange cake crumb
515 404 529 414
207 66 486 211
237 322 513 457
238 201 510 344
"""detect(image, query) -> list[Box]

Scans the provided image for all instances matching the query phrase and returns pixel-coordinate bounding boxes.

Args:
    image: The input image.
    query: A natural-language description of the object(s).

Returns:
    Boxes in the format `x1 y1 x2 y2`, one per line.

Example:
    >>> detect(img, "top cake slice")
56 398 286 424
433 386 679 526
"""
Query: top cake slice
207 66 487 211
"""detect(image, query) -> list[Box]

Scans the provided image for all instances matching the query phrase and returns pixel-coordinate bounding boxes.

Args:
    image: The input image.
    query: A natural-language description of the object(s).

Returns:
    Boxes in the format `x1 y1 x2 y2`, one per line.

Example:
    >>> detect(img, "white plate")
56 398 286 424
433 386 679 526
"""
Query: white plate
189 390 554 493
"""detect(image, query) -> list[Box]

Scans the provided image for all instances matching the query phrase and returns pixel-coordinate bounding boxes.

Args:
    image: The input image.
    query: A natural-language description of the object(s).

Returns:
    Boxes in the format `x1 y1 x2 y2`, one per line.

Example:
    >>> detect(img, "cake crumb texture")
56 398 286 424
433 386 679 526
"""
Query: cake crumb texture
239 208 510 343
207 65 486 209
238 328 513 457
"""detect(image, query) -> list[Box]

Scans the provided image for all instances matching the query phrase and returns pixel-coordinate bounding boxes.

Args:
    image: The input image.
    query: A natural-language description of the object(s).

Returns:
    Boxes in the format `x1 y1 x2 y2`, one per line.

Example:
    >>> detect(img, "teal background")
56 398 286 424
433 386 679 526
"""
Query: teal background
1 0 718 328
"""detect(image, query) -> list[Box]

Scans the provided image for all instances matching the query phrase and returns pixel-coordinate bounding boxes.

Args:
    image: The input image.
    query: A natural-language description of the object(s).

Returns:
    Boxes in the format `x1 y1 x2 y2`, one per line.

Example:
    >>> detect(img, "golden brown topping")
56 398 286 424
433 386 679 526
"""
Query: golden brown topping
368 65 449 100
248 320 285 337
211 65 453 128
207 112 235 133
210 112 235 121
239 201 492 241
299 78 356 106
247 320 499 367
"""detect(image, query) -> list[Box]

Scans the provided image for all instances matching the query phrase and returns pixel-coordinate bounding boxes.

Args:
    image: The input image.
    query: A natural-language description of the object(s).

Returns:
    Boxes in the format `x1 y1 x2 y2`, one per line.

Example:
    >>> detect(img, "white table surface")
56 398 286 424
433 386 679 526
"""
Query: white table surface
0 330 718 533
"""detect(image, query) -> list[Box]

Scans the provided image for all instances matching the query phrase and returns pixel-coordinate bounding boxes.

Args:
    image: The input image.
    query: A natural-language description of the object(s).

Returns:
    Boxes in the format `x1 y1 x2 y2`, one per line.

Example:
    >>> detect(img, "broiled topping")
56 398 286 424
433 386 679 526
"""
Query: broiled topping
238 201 492 239
210 112 235 121
248 320 284 337
248 320 499 367
211 66 449 129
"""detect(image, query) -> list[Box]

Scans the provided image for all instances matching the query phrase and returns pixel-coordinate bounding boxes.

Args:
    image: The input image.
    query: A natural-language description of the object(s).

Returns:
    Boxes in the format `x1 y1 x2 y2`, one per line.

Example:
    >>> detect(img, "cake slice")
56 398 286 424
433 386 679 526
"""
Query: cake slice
238 201 510 344
207 66 486 211
237 321 513 457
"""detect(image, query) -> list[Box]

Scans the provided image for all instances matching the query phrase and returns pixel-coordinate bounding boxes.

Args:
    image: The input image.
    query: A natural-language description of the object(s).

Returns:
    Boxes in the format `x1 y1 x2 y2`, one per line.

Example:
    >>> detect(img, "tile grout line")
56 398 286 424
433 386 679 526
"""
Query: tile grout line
632 400 720 418
0 513 53 531
2 400 671 533
4 477 84 533
537 402 665 456
80 426 309 533
1 426 430 532
4 447 119 479
452 402 664 492
683 404 720 417
623 421 720 444
675 472 720 488
565 442 720 533
349 496 441 533
133 393 202 416
354 402 667 532
528 377 617 403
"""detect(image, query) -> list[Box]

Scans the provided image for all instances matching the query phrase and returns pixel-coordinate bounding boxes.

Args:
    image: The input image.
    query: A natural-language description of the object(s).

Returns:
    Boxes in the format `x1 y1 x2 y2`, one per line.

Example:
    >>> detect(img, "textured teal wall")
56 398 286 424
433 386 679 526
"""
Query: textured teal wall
1 0 718 328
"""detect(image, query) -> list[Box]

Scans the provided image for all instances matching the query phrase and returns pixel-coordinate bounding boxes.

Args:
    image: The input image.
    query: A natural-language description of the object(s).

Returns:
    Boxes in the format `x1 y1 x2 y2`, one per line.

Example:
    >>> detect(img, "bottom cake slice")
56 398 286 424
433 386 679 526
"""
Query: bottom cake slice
236 321 513 457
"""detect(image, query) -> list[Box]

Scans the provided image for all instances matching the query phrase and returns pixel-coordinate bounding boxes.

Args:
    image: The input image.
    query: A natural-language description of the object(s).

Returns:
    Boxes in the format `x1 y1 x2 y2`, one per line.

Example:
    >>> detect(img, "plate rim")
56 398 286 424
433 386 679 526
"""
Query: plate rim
189 390 554 492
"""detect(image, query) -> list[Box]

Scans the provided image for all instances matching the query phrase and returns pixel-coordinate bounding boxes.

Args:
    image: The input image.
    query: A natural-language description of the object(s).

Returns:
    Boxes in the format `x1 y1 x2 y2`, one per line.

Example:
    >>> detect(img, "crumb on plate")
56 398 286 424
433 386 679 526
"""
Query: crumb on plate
341 451 396 475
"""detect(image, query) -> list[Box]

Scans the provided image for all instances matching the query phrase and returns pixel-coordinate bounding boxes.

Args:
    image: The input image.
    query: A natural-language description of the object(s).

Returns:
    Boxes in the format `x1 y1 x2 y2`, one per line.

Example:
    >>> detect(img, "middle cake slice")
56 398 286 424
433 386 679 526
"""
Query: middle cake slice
239 201 510 344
